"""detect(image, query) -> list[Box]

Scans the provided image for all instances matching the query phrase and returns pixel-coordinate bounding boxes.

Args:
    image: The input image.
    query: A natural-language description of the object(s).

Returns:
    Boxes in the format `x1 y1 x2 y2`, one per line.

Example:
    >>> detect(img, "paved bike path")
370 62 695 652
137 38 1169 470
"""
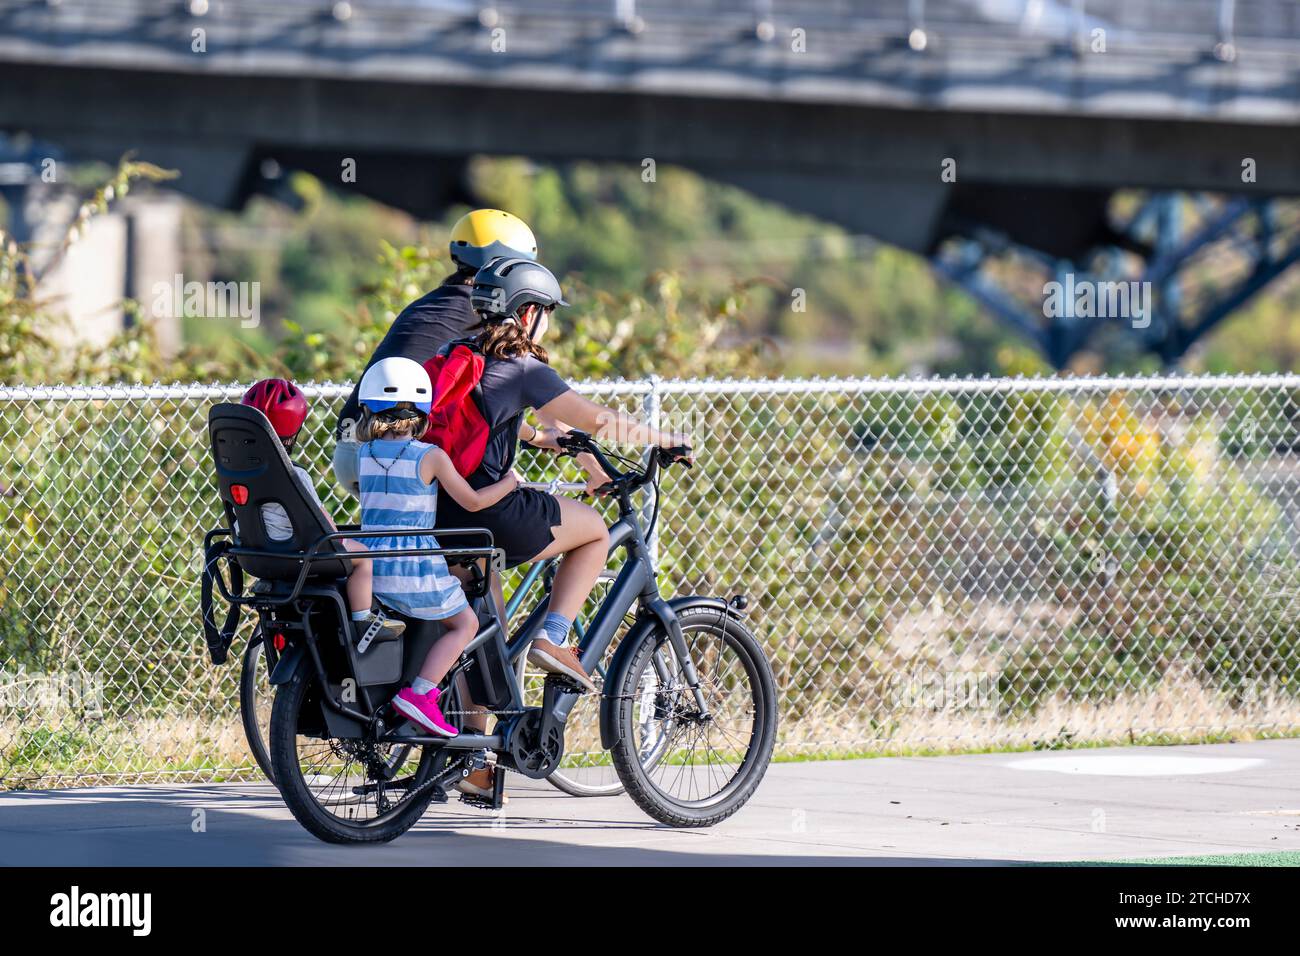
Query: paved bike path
2 740 1299 866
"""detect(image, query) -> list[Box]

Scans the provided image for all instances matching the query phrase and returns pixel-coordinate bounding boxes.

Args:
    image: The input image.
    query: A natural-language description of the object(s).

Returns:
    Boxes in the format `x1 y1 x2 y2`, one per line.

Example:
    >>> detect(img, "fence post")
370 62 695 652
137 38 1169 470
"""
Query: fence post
1216 0 1237 61
642 375 661 568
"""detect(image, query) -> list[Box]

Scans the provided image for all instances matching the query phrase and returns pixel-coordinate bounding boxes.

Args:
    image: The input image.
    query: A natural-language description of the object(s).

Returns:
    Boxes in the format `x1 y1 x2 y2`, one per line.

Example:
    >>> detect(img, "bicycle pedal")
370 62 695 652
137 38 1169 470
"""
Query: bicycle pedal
458 766 508 811
458 793 494 810
390 720 423 738
546 673 592 695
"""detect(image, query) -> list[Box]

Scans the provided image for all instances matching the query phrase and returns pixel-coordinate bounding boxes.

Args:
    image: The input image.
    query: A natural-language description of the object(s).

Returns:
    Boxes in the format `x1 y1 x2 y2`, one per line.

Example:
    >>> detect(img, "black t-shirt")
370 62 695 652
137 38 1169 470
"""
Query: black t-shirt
336 277 477 438
470 355 571 487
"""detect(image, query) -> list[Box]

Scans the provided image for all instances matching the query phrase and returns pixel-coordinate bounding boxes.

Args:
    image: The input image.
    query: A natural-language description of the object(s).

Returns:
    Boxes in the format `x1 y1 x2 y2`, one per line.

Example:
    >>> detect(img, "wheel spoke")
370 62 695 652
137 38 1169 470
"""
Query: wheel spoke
288 697 432 825
624 619 768 810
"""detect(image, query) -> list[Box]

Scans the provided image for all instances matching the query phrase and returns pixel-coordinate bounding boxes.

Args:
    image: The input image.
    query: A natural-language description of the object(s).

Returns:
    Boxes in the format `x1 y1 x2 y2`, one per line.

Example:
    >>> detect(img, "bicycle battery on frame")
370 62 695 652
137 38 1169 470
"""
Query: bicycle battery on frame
459 596 516 711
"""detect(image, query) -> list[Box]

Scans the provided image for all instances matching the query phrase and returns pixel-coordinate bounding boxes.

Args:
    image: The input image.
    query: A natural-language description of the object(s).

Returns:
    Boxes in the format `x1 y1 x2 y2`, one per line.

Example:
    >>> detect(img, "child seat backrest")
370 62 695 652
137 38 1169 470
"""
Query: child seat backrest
208 403 351 582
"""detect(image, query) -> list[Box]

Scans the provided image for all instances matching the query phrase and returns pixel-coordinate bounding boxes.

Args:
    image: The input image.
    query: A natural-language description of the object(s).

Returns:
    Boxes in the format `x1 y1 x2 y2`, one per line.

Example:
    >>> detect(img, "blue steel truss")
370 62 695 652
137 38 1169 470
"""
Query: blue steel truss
932 194 1300 369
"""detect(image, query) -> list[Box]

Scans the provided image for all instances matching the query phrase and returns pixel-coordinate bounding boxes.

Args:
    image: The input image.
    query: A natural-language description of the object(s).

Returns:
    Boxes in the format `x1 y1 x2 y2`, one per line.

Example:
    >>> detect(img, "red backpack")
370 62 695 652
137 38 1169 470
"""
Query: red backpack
421 342 489 478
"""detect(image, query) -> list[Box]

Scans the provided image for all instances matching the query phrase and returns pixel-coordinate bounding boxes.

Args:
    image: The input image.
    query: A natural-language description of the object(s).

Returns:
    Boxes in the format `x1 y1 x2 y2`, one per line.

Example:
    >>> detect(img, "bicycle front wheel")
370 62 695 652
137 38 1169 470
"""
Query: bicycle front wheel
609 604 777 827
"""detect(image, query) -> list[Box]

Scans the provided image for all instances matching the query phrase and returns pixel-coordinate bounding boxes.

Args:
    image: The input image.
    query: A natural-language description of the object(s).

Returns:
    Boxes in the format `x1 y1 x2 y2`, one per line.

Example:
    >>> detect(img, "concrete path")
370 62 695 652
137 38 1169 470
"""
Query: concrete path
3 740 1299 866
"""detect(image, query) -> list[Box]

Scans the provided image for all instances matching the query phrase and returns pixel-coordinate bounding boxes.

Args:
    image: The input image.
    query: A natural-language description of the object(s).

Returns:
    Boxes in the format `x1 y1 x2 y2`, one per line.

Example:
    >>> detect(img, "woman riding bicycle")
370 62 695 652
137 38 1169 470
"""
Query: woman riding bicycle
437 256 692 694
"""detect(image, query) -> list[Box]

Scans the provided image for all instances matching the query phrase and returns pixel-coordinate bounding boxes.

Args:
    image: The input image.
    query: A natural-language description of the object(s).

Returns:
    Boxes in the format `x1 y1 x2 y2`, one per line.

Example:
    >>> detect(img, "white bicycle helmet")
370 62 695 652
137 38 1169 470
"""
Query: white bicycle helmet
357 357 433 414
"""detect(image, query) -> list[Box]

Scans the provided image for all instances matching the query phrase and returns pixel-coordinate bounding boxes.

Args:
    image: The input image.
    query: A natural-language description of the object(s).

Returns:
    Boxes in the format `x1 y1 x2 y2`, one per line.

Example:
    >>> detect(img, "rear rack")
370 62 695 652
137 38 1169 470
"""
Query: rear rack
203 526 504 609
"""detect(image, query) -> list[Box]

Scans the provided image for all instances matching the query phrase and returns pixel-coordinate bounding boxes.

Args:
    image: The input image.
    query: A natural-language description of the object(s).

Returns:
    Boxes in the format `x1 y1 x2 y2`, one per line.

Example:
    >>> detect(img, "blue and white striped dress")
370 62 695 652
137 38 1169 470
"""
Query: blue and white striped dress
358 438 469 621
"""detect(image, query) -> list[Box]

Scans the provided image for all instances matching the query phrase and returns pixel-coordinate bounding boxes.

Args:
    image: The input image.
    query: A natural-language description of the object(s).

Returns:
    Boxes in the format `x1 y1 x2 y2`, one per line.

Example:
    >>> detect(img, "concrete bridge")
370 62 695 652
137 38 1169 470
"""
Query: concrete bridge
2 0 1299 364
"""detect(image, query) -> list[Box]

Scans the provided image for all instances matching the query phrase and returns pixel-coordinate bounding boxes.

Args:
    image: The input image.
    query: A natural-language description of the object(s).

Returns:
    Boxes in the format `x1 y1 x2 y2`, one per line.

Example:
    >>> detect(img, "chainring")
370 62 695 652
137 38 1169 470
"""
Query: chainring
505 708 565 779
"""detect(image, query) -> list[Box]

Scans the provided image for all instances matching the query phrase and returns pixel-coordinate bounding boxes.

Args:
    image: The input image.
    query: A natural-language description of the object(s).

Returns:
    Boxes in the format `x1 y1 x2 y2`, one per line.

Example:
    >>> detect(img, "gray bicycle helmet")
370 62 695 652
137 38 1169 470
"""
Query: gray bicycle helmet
470 256 569 320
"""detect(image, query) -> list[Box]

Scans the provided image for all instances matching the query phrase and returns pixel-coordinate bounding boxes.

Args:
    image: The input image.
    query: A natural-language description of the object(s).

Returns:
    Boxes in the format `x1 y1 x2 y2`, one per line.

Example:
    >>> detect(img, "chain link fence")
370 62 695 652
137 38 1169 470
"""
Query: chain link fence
2 375 1299 788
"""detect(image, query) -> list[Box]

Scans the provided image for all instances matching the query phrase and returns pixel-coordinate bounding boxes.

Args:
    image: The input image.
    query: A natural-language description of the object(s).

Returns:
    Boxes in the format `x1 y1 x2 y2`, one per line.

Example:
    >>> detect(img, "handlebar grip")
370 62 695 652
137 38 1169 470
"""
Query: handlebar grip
518 480 588 493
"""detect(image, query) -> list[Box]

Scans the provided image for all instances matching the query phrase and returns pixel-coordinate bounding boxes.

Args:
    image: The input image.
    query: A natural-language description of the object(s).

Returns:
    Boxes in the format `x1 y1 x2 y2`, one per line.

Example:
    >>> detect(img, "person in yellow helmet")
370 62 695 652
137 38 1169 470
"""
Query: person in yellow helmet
333 209 539 491
447 207 539 270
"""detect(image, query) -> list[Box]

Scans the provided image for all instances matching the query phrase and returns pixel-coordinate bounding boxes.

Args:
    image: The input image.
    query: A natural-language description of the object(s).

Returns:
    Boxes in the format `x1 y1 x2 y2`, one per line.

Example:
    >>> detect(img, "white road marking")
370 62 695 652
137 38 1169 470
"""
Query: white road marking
1004 755 1264 776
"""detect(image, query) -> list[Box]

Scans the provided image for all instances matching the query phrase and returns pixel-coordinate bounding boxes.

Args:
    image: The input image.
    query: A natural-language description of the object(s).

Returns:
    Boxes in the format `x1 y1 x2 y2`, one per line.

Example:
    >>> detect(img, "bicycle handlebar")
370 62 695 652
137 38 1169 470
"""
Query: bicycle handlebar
555 430 692 496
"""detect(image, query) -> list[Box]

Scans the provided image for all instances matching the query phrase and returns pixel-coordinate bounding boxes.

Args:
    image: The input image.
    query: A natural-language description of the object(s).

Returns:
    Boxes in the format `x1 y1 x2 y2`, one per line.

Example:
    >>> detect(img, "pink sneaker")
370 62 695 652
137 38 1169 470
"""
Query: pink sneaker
392 687 458 737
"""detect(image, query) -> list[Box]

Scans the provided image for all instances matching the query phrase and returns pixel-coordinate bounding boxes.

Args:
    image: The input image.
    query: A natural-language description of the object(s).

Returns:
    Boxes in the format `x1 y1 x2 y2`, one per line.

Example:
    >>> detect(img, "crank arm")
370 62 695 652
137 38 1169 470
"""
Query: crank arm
352 774 416 796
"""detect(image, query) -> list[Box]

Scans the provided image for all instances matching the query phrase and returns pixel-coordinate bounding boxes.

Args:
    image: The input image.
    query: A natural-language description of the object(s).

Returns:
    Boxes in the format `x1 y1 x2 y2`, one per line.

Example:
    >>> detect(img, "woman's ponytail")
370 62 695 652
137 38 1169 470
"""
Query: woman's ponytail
474 320 549 363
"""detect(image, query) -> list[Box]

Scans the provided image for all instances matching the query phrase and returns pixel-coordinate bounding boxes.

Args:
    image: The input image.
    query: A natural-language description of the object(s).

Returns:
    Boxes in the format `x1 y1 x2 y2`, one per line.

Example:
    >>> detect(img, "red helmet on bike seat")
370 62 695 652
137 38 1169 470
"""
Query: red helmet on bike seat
242 378 308 440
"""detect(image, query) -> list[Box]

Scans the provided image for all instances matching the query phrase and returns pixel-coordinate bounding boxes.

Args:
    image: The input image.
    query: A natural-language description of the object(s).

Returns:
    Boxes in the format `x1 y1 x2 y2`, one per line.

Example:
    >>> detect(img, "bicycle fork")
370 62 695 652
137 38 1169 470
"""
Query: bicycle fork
645 598 711 718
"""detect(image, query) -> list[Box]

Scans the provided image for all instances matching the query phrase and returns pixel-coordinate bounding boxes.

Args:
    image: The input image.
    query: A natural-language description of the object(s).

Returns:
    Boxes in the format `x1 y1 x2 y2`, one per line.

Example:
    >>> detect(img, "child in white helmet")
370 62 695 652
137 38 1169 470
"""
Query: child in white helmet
356 357 519 735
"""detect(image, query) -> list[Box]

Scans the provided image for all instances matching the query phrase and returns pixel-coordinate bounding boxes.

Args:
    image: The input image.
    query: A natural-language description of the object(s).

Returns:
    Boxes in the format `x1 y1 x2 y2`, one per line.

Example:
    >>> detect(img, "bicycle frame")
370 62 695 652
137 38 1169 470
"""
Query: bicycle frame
378 466 711 760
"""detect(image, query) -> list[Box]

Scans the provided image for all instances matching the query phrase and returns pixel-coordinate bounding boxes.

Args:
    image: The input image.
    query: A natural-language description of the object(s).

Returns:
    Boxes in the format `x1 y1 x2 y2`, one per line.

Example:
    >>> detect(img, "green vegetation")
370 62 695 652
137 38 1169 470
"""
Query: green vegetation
163 156 1054 382
2 159 1299 786
0 158 178 383
5 156 1297 385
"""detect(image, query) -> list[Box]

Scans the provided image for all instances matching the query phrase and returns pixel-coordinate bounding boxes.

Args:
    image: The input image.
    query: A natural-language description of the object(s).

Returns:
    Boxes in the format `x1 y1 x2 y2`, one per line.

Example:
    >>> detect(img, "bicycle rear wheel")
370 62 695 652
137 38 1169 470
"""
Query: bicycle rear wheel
239 626 276 786
514 573 631 797
269 668 445 844
534 650 627 797
609 604 776 827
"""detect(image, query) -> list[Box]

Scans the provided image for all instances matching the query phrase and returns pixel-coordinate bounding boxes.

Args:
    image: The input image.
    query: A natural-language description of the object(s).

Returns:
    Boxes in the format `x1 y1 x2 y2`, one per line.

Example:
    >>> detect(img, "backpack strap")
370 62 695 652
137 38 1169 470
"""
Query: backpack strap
442 338 500 433
436 337 482 358
469 349 529 447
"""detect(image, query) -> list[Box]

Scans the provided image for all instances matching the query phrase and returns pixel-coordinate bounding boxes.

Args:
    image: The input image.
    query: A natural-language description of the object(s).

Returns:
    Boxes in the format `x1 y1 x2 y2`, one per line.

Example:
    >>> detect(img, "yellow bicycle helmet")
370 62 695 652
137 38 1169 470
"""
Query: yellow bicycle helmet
448 208 538 270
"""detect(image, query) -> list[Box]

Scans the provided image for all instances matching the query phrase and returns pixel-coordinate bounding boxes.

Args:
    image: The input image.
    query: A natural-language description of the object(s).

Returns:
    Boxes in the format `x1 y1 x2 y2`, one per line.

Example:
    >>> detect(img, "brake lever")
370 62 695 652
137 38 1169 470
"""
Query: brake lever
660 445 694 469
556 429 593 454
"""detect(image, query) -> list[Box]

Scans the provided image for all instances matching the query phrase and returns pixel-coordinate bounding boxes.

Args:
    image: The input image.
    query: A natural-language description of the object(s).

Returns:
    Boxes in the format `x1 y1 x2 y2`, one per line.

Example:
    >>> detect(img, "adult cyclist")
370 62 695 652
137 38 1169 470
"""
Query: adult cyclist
332 208 607 496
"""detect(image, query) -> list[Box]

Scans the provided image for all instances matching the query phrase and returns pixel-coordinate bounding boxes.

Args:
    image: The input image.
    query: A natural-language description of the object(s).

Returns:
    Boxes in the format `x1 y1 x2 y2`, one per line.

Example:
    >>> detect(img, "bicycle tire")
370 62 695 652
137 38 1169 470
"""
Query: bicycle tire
609 604 776 827
269 668 441 844
239 627 277 787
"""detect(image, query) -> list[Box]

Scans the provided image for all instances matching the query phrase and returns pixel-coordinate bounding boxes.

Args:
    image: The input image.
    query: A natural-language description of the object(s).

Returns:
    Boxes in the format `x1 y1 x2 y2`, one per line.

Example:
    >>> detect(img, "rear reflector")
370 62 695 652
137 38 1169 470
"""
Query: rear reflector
230 484 249 505
272 632 286 652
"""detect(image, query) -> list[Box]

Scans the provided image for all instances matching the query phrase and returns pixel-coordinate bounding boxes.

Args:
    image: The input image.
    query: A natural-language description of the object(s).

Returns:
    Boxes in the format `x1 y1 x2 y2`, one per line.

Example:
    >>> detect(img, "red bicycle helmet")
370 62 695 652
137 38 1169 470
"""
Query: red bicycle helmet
242 378 308 440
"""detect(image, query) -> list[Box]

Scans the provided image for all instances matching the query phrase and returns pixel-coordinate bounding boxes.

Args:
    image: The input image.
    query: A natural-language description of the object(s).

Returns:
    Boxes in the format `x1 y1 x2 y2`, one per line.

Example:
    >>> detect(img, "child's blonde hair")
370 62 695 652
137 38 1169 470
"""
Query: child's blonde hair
357 402 429 442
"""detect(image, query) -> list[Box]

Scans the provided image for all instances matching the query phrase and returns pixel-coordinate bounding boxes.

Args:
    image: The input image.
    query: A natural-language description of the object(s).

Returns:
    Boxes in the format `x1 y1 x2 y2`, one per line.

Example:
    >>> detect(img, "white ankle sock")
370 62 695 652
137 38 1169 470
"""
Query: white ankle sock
411 677 436 695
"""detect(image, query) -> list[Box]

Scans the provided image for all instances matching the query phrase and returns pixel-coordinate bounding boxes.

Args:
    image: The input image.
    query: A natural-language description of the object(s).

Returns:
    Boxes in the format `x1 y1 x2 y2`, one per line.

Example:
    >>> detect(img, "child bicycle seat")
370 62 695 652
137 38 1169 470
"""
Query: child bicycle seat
203 403 503 679
208 402 352 583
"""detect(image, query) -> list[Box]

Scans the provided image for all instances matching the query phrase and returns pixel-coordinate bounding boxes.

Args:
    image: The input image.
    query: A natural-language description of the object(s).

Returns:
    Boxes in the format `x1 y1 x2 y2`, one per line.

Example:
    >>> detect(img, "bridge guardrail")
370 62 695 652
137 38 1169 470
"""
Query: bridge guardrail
4 0 1297 52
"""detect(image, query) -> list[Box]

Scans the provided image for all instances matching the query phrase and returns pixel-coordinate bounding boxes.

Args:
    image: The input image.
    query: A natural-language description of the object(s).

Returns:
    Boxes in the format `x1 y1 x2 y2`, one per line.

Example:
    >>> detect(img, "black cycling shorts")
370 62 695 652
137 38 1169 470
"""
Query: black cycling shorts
435 487 561 569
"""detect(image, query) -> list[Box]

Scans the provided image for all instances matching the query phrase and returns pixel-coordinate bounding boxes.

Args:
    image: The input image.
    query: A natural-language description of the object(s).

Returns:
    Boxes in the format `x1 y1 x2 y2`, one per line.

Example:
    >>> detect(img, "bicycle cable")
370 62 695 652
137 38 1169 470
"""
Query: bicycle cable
581 437 666 539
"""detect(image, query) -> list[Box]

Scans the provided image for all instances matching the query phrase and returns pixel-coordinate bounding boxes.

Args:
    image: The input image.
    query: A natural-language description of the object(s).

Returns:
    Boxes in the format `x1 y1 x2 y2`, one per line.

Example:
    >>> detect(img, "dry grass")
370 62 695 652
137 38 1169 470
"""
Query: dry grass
5 666 1300 787
777 666 1300 756
0 714 261 789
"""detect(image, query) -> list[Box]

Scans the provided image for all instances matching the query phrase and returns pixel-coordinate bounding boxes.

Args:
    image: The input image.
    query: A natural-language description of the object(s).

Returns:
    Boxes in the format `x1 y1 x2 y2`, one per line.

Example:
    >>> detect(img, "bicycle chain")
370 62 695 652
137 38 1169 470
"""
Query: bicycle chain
395 748 478 805
439 682 691 718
